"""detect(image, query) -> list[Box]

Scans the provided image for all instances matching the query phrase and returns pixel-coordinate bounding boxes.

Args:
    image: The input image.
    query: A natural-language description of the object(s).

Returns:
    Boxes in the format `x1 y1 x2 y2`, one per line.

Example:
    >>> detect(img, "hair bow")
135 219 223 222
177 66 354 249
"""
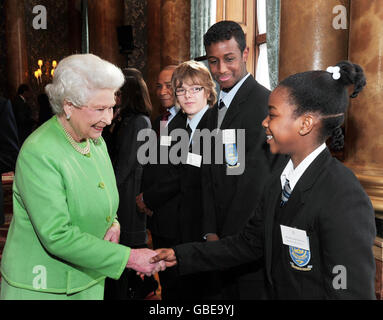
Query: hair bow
326 66 341 80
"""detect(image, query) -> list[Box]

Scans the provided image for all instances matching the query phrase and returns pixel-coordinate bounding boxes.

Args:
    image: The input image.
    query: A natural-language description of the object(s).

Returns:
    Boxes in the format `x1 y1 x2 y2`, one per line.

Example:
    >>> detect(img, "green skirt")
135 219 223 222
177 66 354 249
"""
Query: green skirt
0 278 105 300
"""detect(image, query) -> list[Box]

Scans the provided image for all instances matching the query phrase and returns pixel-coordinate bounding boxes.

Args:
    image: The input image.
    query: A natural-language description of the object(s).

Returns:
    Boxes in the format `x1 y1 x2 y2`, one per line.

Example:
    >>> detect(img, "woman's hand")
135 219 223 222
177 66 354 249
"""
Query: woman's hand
127 248 166 277
104 222 120 244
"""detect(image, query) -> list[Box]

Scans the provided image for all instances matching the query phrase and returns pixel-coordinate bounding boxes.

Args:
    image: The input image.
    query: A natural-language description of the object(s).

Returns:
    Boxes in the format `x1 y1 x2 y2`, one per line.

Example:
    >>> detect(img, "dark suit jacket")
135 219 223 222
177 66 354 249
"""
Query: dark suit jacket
142 111 186 240
202 75 279 238
175 148 376 299
12 95 34 146
111 113 151 247
145 108 212 244
0 98 19 173
0 97 19 225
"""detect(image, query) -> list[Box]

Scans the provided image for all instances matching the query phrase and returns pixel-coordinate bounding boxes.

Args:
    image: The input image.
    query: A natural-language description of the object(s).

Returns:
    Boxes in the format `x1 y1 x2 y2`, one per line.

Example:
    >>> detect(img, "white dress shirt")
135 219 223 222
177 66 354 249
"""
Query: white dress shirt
218 73 251 110
280 143 327 191
166 105 180 126
186 105 209 144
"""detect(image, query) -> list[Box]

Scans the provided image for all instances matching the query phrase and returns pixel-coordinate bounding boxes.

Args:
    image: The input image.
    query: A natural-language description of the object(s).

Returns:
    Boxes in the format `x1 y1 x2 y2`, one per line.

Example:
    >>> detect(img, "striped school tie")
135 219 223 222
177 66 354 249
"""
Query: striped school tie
186 124 193 151
280 179 291 207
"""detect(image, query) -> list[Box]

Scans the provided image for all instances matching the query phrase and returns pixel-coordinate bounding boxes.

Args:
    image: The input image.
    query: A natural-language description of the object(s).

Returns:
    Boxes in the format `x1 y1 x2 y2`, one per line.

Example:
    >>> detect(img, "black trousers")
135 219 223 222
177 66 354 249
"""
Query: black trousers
215 260 269 300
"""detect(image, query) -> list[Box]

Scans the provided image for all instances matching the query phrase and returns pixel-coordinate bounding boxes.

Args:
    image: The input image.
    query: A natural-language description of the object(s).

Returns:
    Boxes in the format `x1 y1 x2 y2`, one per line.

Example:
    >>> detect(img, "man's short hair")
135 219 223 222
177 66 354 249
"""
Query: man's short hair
203 20 246 53
17 84 30 95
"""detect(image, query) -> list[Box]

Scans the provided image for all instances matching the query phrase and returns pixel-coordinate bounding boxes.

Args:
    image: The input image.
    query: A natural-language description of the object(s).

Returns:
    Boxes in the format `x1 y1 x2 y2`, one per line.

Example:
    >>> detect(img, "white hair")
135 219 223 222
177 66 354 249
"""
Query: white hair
45 54 125 114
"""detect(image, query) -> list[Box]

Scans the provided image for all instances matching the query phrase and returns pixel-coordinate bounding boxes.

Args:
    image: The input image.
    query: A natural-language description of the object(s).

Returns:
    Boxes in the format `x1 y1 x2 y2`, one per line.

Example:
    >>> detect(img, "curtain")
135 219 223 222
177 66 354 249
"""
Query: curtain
190 0 212 59
266 0 280 89
81 0 89 53
256 0 270 89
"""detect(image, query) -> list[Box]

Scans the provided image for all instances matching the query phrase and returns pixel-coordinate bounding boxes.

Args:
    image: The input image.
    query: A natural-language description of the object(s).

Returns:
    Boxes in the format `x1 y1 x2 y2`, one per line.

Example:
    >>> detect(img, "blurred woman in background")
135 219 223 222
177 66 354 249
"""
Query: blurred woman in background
104 68 157 300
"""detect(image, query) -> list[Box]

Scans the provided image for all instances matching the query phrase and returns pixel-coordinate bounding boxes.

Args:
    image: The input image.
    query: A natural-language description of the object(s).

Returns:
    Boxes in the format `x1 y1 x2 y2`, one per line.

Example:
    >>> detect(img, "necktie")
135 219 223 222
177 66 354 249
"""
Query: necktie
161 110 171 122
186 124 192 138
186 124 193 151
158 110 171 134
217 100 227 128
280 179 292 207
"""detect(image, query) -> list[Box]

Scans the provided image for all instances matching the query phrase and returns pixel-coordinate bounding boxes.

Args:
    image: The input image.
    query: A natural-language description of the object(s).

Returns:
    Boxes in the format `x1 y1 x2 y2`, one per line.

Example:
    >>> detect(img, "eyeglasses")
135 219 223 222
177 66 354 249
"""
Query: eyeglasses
175 86 204 96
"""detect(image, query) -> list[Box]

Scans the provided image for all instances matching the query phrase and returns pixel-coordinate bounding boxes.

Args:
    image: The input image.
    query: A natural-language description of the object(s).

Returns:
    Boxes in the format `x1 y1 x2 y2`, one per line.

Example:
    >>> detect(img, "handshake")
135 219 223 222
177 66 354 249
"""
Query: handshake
126 248 178 277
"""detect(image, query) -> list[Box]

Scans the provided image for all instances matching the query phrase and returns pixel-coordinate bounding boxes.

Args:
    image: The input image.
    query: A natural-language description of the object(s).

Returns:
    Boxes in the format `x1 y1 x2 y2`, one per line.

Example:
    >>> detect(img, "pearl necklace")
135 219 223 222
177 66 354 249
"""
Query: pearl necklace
59 118 90 156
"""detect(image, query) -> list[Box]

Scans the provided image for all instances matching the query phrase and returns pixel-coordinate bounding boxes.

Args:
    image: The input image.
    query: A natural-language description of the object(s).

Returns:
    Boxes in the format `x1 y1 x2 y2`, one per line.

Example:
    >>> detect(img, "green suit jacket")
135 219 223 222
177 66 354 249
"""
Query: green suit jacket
0 116 130 295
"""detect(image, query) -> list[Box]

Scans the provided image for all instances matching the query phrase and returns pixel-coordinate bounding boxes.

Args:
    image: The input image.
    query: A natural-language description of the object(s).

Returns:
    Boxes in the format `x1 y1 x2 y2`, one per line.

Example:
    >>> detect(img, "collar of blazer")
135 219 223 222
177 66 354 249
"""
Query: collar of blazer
292 148 331 197
195 107 211 131
267 148 331 204
213 75 256 130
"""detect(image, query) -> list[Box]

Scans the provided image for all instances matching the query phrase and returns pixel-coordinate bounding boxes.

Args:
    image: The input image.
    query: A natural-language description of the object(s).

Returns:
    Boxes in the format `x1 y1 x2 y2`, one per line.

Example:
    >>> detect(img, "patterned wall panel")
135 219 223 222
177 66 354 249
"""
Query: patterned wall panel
0 0 149 98
24 0 70 96
123 0 147 77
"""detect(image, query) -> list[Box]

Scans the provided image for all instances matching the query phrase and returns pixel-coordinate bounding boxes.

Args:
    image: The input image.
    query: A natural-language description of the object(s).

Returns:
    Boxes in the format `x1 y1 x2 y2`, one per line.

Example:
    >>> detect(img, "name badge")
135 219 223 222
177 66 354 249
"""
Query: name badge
160 135 172 146
222 129 236 144
280 225 310 251
186 152 202 168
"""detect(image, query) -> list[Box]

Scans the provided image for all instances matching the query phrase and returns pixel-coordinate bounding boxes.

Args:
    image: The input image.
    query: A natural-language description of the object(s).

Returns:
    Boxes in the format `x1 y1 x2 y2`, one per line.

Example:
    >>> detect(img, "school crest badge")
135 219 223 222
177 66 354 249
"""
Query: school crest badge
289 246 312 271
225 143 239 167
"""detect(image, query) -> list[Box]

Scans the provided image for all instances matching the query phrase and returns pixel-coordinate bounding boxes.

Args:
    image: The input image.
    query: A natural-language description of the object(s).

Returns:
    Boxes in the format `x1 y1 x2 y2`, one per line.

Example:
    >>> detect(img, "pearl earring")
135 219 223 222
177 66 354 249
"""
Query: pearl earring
66 114 71 120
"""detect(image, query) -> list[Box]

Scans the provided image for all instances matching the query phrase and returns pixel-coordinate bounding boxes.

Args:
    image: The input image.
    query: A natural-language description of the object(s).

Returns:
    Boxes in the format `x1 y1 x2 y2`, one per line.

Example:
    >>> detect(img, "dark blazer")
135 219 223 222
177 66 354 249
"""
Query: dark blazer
201 75 280 299
111 113 151 247
12 95 34 146
141 111 186 240
174 148 376 299
0 98 19 173
0 97 19 225
145 108 212 243
202 75 279 238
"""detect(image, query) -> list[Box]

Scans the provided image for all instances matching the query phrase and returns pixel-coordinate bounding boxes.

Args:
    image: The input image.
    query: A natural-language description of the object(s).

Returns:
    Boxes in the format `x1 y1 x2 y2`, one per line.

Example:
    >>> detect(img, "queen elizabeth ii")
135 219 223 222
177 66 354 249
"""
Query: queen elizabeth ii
0 54 165 300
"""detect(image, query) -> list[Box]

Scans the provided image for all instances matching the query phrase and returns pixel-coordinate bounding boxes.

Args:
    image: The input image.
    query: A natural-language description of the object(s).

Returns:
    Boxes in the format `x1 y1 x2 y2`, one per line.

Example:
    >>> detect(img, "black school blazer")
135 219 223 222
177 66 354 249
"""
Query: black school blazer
145 109 212 243
142 111 186 239
202 74 280 237
175 148 376 299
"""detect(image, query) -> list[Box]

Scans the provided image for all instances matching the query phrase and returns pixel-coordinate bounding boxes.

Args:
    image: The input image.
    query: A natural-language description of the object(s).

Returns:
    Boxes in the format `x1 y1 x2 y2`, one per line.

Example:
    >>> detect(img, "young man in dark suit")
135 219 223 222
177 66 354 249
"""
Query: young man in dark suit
200 20 279 299
140 61 219 299
138 65 186 300
0 97 19 225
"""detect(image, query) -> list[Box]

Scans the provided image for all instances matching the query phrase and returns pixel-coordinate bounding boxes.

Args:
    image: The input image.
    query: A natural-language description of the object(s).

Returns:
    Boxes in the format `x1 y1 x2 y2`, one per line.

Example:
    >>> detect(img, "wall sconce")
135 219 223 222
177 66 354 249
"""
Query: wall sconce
34 59 57 84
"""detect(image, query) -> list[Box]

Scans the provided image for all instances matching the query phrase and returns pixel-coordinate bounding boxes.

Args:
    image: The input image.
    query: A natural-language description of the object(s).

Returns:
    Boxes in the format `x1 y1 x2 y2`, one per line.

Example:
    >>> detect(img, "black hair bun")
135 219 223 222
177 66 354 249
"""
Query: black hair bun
336 60 366 98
